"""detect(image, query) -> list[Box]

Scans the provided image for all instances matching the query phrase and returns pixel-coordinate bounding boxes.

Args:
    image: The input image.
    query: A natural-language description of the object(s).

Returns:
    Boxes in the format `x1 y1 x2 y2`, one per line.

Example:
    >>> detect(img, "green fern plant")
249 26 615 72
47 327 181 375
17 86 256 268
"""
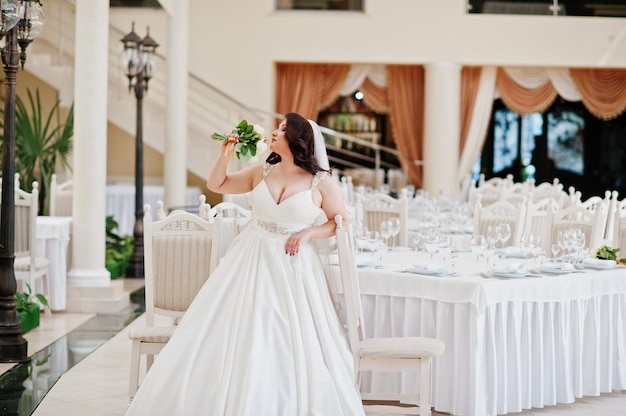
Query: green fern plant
0 87 74 215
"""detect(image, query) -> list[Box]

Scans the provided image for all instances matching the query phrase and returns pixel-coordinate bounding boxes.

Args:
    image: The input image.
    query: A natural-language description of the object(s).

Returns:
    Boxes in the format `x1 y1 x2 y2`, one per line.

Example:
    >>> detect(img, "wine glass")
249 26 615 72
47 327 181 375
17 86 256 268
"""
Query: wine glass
380 220 393 251
497 223 511 249
424 234 440 262
482 240 496 268
354 226 369 253
438 236 452 268
366 230 381 262
470 234 485 265
389 218 401 250
551 243 561 260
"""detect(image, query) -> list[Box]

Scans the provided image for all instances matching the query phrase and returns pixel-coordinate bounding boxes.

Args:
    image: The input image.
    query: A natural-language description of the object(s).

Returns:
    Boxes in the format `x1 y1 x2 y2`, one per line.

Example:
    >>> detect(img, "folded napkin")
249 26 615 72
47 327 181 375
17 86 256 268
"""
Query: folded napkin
407 264 445 275
491 262 527 275
356 255 373 268
582 257 617 269
495 246 525 258
540 262 575 272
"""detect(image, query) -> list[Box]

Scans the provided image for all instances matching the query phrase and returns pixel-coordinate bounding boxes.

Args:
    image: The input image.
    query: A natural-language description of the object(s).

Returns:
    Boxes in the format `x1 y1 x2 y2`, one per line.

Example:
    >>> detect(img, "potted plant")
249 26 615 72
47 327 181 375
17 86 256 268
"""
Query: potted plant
15 283 49 334
106 215 134 279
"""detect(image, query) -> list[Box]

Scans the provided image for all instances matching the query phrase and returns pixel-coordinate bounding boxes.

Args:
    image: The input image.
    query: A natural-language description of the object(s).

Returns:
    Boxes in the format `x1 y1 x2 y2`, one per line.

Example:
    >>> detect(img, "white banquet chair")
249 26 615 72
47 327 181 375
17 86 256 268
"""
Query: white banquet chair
13 180 51 314
334 215 445 415
522 197 560 254
209 204 253 274
128 203 214 399
545 203 607 253
356 189 408 247
49 174 73 216
473 198 527 247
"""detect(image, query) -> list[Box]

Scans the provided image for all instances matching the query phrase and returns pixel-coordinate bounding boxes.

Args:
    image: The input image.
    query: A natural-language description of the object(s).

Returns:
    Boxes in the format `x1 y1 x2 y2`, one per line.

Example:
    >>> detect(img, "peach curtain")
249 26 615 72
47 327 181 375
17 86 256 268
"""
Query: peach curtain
387 65 424 188
319 64 351 111
496 68 558 114
460 67 482 155
275 63 322 120
359 77 390 113
571 68 626 120
275 63 350 121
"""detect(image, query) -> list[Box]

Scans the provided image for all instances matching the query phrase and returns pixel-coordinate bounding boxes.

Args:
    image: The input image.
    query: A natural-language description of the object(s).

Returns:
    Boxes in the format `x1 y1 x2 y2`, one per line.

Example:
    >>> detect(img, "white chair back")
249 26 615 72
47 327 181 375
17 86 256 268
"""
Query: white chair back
546 203 607 251
356 189 408 247
473 198 527 247
49 173 73 216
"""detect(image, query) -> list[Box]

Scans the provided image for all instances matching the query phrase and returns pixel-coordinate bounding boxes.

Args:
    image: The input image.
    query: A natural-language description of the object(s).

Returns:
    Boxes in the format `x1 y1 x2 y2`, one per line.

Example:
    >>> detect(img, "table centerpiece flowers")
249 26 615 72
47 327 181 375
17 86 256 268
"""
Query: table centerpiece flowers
594 245 626 265
212 119 268 163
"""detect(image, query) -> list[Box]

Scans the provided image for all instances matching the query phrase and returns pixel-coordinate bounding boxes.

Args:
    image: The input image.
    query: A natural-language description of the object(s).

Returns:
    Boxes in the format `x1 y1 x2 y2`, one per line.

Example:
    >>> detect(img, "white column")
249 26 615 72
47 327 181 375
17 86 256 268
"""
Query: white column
163 0 189 211
67 0 110 288
422 62 461 196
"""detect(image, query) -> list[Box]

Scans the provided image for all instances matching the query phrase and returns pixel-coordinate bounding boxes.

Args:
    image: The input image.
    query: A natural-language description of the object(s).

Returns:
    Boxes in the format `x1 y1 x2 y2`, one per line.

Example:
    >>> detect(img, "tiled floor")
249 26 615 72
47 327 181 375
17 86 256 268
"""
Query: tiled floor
2 278 625 416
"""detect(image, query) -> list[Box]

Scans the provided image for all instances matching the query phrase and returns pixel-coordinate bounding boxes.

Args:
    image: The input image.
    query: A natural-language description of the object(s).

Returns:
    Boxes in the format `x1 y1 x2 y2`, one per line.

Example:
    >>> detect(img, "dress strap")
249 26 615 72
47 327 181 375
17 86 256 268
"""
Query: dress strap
263 163 274 179
311 170 328 189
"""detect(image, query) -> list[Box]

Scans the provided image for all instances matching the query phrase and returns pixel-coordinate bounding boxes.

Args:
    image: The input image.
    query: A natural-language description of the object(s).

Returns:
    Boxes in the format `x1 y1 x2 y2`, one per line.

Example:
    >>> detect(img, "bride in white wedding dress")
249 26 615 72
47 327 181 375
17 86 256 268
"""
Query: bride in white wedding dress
125 113 365 415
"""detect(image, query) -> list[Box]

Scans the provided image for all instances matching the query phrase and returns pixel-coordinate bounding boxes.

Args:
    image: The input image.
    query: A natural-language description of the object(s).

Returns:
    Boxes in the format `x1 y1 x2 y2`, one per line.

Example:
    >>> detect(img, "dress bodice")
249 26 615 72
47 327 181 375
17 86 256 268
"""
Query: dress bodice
249 164 326 234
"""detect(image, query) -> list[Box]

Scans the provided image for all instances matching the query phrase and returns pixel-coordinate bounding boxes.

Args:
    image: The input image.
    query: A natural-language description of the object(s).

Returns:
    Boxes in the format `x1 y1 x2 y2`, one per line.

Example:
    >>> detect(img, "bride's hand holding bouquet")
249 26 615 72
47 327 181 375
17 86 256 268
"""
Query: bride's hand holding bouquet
212 119 268 163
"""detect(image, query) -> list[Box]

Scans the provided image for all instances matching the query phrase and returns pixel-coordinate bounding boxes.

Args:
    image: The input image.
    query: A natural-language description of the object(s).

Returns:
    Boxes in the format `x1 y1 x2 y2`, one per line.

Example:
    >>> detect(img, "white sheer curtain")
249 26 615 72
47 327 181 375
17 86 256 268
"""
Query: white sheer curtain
339 64 387 96
458 66 497 181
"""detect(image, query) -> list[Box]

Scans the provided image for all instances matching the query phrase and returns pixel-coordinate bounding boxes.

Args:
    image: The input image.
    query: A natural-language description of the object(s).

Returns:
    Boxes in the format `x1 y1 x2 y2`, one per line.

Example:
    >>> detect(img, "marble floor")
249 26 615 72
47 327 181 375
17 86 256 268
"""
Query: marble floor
1 278 625 416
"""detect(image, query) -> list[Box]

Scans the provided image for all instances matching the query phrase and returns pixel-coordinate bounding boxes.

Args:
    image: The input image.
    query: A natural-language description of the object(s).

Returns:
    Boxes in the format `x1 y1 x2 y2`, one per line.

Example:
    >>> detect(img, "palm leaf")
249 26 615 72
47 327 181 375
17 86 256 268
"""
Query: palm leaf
0 87 74 214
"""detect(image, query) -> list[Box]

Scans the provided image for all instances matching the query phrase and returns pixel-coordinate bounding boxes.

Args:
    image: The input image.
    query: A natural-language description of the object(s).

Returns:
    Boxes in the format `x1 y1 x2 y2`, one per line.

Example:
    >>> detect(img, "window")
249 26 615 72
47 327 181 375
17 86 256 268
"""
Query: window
547 108 585 175
110 0 162 8
467 1 626 17
276 0 363 11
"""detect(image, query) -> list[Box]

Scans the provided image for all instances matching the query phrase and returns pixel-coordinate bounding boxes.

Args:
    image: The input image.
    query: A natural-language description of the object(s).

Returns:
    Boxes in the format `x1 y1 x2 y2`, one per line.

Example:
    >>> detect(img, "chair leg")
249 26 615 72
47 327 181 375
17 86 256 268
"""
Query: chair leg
43 273 51 316
128 341 141 399
419 358 432 416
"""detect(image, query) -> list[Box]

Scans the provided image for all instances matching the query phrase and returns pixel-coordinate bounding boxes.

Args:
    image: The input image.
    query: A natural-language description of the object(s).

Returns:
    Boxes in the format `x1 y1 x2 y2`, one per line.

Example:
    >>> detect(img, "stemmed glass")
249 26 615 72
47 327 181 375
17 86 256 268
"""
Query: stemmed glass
366 231 382 266
380 220 393 251
470 234 485 266
497 224 511 249
482 239 496 268
389 218 401 250
354 225 369 253
551 243 561 260
485 226 499 251
424 234 440 262
438 236 452 268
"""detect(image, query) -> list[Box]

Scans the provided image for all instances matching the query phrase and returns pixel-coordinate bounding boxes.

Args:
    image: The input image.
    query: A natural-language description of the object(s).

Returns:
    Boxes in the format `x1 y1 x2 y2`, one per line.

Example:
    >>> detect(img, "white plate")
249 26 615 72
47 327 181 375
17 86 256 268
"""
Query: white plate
539 263 575 275
404 265 446 276
583 258 618 270
492 271 531 279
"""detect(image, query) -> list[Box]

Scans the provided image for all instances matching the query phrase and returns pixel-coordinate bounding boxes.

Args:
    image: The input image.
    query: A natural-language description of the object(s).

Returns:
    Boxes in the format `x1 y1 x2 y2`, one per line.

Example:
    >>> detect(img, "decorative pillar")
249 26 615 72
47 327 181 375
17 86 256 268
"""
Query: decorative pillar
66 0 116 302
422 62 461 196
162 0 189 212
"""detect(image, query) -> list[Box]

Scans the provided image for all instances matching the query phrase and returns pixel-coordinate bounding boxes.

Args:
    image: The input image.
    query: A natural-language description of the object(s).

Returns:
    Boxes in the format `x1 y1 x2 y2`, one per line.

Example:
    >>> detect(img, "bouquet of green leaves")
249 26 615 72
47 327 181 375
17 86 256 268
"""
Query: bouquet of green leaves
212 119 268 163
594 245 626 265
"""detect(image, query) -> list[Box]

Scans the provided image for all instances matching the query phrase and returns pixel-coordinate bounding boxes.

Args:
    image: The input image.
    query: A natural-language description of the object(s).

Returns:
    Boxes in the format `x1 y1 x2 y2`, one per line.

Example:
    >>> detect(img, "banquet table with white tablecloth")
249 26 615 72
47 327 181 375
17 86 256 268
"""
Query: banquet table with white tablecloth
33 216 72 311
328 248 626 416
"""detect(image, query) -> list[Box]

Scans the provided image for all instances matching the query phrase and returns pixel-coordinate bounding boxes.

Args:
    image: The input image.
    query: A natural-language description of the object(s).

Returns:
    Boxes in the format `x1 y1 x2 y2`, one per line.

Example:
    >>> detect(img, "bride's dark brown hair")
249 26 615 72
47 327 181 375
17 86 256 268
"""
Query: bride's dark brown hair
266 112 329 175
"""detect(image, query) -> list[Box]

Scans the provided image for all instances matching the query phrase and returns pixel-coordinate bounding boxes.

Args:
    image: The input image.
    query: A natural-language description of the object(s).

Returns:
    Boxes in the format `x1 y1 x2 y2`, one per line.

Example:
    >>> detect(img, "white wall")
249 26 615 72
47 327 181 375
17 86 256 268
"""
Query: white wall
111 0 626 114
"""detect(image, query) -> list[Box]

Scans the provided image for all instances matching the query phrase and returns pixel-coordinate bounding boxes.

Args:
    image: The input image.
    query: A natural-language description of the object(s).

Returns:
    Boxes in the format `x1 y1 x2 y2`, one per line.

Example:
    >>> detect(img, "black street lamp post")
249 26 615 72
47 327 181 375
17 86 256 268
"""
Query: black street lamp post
121 23 158 279
0 0 45 363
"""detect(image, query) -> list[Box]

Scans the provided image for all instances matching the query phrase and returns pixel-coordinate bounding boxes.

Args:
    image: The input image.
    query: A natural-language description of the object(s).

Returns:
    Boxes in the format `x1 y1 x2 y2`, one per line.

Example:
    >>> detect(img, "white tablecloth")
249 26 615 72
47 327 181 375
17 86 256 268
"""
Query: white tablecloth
33 216 72 311
106 184 203 236
330 249 626 416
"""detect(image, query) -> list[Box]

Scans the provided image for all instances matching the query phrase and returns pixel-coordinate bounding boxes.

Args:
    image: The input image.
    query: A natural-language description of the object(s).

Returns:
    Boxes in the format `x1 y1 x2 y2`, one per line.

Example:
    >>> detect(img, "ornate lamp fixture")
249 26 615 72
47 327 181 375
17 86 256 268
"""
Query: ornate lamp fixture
0 0 45 363
120 22 158 278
